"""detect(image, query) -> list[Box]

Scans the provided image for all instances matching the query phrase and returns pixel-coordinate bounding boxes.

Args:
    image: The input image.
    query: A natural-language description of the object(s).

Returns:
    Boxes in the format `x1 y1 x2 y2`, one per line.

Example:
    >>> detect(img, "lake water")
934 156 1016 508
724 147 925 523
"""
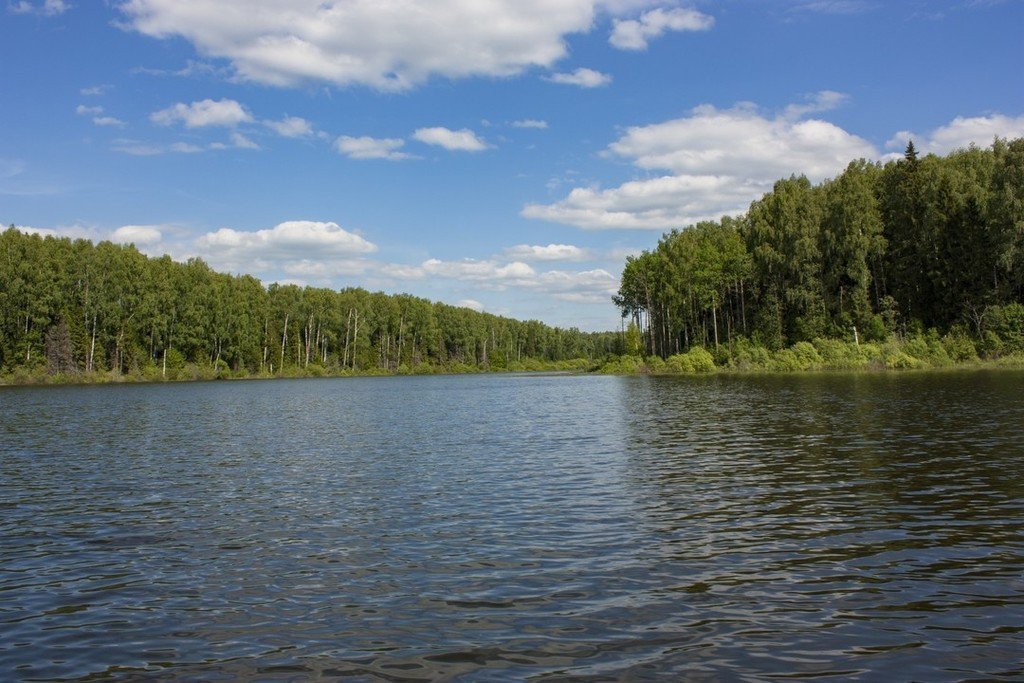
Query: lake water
1 371 1022 681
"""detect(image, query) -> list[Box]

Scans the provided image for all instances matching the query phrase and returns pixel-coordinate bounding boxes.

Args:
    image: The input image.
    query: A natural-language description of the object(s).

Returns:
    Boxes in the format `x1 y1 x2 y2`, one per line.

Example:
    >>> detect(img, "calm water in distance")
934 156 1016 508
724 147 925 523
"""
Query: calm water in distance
1 371 1023 681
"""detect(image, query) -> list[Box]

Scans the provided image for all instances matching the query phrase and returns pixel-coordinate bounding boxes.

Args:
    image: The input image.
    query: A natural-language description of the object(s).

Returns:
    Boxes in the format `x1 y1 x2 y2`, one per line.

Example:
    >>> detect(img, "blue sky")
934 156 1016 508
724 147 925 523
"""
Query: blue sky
2 0 1022 330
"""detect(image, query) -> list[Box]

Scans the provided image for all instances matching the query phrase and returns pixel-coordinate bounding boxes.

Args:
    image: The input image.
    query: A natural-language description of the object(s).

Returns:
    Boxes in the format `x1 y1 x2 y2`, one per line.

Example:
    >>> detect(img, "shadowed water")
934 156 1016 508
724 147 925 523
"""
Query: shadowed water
1 371 1022 681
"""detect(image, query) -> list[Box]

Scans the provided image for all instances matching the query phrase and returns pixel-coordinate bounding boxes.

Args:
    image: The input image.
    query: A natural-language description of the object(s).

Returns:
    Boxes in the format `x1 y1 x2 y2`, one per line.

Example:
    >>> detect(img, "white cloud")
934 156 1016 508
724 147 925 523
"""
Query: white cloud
80 85 110 96
381 256 617 303
111 225 163 246
229 131 260 150
336 135 412 160
412 127 488 152
195 220 377 272
512 119 549 129
264 116 313 138
503 243 593 261
545 67 612 88
9 0 69 16
168 142 204 154
76 105 124 127
886 113 1024 155
456 299 485 312
150 98 252 128
533 268 619 303
281 258 373 281
12 224 102 241
132 60 227 79
524 174 767 230
422 258 536 282
783 90 849 119
112 139 201 155
610 7 714 50
118 0 631 90
607 101 875 180
525 98 876 230
93 116 126 127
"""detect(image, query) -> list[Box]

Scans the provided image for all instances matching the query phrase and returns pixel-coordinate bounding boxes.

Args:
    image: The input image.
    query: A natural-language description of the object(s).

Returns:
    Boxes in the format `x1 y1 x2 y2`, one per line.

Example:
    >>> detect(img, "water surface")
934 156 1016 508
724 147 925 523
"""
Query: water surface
2 372 1023 680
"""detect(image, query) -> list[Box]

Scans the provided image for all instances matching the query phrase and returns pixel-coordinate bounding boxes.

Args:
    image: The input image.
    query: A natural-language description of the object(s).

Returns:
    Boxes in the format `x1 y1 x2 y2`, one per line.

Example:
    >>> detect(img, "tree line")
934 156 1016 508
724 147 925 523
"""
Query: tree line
0 228 622 380
615 138 1024 357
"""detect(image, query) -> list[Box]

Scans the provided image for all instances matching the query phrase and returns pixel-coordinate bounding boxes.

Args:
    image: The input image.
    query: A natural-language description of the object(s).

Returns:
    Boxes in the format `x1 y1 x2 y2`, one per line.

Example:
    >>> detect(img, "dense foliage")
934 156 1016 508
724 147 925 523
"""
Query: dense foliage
615 139 1024 360
0 229 622 381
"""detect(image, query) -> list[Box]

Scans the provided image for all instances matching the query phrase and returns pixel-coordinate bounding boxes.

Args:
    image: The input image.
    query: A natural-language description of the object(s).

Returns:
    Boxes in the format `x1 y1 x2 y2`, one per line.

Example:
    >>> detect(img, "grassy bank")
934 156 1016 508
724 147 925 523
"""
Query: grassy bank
597 334 1024 375
0 357 597 387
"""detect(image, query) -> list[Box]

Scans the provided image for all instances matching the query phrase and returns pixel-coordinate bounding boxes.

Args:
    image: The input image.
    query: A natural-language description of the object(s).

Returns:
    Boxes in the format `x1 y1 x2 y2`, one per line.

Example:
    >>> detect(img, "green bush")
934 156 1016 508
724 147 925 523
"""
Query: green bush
687 346 716 373
599 354 645 374
790 341 823 370
646 355 666 373
811 338 867 369
942 328 978 362
985 303 1024 353
882 343 923 369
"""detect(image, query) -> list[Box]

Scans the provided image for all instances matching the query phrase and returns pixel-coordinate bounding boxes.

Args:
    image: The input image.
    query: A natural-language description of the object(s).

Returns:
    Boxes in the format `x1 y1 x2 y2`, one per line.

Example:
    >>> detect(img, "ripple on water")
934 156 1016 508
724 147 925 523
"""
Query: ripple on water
1 372 1023 680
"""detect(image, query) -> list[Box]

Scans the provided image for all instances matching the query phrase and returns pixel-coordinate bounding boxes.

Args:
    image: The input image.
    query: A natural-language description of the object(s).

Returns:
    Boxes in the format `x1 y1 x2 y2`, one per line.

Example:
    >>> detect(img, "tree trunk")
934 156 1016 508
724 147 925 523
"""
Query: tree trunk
280 313 288 374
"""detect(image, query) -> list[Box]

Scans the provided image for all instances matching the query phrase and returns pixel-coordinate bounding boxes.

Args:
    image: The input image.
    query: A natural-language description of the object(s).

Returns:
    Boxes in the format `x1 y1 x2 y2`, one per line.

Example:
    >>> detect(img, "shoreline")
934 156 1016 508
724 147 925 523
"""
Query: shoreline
3 354 1023 388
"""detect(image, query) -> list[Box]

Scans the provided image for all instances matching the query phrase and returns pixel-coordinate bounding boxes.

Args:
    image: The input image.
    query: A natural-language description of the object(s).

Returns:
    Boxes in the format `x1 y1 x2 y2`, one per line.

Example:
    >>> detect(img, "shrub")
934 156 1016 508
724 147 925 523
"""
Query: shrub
686 347 716 373
769 349 802 372
790 341 823 370
646 355 666 373
942 328 978 362
664 353 694 374
599 355 645 374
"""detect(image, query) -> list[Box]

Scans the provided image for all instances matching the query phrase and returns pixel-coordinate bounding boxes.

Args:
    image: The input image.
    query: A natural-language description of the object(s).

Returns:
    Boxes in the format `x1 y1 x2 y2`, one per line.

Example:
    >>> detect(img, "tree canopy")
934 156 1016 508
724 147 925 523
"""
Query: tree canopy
0 229 622 379
615 138 1024 357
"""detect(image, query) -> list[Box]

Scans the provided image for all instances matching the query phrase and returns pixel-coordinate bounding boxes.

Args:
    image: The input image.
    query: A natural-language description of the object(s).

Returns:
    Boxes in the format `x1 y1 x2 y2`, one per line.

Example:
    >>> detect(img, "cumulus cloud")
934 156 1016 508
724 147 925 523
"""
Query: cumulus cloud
545 67 612 88
412 127 488 152
610 7 714 50
110 225 163 246
336 135 412 160
76 104 124 126
502 243 593 262
381 256 617 303
112 139 209 155
524 175 767 230
533 268 619 303
456 299 485 312
608 101 874 180
9 0 69 16
93 116 126 127
117 0 625 90
229 131 260 150
80 85 110 96
195 220 376 272
525 96 877 230
512 119 549 129
150 98 252 128
13 224 98 240
887 113 1024 155
422 258 536 282
264 116 313 138
783 90 849 119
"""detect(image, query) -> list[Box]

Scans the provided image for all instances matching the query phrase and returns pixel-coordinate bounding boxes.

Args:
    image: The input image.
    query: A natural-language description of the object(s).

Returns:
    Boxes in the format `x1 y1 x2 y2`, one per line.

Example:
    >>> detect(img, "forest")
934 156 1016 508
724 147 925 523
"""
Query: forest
612 138 1024 371
0 229 622 382
4 138 1024 383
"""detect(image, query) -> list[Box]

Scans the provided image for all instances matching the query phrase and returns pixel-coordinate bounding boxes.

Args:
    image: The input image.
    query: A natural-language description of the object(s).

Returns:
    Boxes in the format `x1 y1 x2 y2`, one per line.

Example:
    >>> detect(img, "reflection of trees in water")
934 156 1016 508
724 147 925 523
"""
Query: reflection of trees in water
616 372 1024 559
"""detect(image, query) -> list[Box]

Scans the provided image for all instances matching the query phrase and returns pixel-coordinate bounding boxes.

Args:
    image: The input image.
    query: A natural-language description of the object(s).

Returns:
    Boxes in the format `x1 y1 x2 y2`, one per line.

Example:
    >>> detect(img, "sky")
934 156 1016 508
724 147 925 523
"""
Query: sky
2 0 1023 331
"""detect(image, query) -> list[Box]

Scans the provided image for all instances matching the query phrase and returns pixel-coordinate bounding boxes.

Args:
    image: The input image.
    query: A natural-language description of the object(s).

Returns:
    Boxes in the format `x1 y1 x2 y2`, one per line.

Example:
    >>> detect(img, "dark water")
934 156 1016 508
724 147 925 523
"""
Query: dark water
1 371 1022 681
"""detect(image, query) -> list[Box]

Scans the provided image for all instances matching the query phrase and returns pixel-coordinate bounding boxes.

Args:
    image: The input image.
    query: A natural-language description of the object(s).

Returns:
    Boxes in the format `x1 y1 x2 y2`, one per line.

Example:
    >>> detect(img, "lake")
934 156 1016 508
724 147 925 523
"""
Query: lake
1 371 1022 680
